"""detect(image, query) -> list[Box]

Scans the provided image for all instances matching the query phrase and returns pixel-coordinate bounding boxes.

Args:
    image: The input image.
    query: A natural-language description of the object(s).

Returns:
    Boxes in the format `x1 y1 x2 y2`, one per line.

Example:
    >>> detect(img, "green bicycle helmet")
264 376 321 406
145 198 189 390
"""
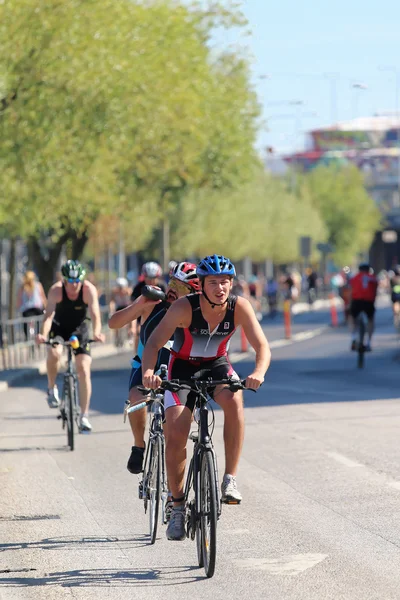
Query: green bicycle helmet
61 259 86 282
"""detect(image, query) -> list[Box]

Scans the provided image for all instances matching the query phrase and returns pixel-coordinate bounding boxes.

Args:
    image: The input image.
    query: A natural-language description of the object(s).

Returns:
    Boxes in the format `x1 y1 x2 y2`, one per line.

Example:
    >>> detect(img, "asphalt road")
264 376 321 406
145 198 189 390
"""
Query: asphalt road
2 302 400 599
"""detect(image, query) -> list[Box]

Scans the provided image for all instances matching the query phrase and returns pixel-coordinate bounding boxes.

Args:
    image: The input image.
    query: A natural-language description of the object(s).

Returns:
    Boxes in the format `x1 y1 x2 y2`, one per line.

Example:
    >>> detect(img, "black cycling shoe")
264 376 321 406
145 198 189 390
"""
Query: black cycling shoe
127 445 145 474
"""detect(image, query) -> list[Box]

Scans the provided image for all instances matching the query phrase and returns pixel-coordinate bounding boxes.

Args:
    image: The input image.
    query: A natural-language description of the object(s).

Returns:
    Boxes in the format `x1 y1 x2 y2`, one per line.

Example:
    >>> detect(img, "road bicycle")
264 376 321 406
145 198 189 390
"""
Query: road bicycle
46 336 94 450
145 376 254 578
125 365 168 544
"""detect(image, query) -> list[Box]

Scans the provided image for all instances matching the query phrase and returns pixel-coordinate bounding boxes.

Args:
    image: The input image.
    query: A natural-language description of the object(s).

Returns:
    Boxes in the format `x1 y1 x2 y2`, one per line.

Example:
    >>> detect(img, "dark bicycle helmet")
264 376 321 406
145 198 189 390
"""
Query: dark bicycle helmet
61 259 86 281
196 254 236 277
358 262 370 273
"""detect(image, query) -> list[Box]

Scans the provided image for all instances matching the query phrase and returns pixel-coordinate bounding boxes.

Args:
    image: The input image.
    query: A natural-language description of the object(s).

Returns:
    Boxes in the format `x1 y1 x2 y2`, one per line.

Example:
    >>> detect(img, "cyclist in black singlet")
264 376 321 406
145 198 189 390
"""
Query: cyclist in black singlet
142 254 271 541
37 260 105 431
108 262 200 474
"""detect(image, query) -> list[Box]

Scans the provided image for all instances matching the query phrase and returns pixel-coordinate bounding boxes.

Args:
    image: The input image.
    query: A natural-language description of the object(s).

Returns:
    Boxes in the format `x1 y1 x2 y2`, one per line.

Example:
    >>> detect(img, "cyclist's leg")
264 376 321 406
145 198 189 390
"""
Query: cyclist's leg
366 302 376 349
164 404 192 505
392 298 400 327
128 387 147 447
46 328 64 387
75 352 92 415
213 387 244 478
349 301 360 349
210 357 244 502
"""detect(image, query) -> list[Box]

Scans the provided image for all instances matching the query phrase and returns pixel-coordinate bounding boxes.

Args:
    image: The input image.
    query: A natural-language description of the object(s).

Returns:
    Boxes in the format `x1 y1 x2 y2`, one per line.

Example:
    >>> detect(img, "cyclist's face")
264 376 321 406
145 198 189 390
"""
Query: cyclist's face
64 279 82 294
203 276 232 303
144 277 157 285
166 277 192 302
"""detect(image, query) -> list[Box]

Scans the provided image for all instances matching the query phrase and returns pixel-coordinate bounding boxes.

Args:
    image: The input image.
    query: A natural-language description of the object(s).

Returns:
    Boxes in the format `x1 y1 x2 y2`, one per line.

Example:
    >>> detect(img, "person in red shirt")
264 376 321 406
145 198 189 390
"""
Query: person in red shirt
349 263 378 351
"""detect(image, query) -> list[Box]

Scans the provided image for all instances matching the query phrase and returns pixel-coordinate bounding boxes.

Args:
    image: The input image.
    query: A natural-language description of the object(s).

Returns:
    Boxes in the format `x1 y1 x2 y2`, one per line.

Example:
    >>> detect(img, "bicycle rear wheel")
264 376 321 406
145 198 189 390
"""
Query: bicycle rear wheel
199 450 218 578
149 436 162 544
66 375 75 451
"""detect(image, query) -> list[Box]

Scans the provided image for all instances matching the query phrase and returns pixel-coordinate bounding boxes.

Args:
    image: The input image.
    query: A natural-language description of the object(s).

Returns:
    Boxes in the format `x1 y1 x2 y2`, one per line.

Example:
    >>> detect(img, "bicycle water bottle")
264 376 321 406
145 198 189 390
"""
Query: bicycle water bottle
70 335 80 350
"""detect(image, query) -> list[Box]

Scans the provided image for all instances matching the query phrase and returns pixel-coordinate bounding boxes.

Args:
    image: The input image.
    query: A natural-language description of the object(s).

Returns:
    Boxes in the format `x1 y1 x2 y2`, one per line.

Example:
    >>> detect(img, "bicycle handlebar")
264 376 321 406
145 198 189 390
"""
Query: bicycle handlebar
127 378 257 415
44 337 98 348
139 378 257 395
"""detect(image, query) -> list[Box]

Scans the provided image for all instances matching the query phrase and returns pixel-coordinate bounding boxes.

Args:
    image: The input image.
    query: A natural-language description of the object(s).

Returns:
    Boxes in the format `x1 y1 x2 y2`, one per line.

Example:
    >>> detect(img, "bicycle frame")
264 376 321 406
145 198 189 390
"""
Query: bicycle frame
184 381 222 532
139 392 168 514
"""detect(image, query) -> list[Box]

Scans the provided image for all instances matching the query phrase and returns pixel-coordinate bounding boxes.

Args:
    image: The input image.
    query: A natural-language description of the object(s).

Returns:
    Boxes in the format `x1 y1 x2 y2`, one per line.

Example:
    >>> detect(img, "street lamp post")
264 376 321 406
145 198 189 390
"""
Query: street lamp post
351 82 368 119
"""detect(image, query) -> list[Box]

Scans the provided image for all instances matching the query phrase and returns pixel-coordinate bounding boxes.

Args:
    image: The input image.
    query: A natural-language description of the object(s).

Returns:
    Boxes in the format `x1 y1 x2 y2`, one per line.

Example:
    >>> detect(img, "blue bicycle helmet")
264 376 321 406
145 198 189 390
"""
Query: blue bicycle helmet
196 254 236 277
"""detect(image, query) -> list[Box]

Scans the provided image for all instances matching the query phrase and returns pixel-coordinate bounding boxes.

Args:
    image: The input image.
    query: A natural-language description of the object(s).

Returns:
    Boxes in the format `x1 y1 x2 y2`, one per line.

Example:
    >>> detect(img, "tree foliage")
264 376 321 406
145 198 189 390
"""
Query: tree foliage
300 165 381 265
0 0 259 283
170 170 327 263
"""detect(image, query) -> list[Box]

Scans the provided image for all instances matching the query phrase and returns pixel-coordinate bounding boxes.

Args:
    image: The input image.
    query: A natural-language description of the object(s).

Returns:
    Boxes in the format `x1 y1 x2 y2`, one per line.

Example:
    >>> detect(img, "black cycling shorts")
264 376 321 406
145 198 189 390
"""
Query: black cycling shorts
164 355 238 412
350 300 375 321
49 322 91 356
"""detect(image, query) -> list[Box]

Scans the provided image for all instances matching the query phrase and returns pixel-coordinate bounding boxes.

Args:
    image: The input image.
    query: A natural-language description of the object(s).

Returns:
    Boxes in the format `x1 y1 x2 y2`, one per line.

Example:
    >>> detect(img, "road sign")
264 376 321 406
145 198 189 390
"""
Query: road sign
316 242 334 254
300 236 312 258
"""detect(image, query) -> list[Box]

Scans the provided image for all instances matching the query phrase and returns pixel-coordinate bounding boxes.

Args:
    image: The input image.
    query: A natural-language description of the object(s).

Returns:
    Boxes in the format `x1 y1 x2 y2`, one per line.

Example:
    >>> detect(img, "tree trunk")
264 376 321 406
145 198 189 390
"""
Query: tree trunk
8 237 17 321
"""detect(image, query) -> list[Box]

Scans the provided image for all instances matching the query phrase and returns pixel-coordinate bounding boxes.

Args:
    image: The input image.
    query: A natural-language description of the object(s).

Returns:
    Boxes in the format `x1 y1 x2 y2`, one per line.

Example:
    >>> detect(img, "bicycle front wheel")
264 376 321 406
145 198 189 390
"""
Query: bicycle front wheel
66 375 75 451
149 436 162 544
200 450 218 578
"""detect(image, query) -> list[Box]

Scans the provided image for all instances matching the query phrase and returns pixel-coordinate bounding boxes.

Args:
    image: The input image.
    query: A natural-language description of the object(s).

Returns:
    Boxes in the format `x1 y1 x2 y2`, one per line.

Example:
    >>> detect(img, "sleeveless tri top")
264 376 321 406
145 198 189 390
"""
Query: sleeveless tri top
52 284 89 332
132 300 171 369
171 293 237 360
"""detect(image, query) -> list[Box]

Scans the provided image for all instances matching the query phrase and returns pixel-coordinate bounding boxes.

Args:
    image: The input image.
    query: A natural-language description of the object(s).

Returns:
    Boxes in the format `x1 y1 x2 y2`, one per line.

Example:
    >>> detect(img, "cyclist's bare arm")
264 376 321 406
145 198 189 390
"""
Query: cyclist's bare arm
235 296 271 388
108 296 158 330
38 282 47 309
37 283 62 342
142 298 191 387
83 281 104 341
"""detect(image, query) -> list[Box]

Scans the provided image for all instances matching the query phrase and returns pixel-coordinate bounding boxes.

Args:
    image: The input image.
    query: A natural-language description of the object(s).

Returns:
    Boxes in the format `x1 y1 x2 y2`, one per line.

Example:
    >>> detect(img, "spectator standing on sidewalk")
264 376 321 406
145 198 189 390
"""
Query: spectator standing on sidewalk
306 268 318 305
17 271 47 339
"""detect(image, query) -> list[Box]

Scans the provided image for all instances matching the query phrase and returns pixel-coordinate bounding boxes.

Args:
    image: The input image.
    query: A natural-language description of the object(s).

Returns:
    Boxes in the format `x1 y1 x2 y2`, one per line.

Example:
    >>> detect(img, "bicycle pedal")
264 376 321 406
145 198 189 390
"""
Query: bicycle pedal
222 499 241 505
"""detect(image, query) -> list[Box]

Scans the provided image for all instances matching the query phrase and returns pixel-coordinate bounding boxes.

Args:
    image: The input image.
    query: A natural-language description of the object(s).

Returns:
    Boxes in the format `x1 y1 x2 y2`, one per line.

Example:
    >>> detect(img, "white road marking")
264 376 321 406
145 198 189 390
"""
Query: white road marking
326 452 363 468
326 453 400 492
233 553 328 575
388 481 400 490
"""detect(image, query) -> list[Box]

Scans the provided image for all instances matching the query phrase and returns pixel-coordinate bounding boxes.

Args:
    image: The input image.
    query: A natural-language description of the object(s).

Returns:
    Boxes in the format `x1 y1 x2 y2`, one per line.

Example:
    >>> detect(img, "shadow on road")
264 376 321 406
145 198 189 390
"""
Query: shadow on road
0 562 204 588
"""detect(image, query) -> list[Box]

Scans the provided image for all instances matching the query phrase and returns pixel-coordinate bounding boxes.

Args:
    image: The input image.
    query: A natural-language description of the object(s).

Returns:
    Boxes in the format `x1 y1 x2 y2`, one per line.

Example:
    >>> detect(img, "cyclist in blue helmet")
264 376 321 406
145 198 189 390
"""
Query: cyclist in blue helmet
197 254 236 308
142 253 271 541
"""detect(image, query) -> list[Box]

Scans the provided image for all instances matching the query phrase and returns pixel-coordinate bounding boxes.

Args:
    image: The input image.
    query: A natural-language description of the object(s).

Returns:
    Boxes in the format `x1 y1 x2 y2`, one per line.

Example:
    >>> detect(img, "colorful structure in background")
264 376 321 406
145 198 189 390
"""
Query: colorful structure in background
283 116 400 272
284 116 400 177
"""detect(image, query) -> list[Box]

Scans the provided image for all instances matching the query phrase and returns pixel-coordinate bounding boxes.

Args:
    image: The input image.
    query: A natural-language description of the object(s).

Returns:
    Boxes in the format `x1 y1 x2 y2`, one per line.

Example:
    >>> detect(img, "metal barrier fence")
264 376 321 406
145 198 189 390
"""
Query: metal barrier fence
0 307 122 371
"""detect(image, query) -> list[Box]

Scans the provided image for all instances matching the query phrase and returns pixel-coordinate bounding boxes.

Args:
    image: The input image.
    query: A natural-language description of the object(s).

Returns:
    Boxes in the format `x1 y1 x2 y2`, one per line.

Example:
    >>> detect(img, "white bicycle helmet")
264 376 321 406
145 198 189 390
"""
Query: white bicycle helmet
116 277 128 287
142 261 162 278
171 262 200 291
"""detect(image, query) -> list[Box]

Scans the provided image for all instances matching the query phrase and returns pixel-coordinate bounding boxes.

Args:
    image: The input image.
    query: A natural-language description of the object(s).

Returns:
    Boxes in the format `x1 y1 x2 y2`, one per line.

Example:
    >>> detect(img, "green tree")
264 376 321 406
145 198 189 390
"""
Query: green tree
301 165 381 265
0 0 259 287
170 170 326 263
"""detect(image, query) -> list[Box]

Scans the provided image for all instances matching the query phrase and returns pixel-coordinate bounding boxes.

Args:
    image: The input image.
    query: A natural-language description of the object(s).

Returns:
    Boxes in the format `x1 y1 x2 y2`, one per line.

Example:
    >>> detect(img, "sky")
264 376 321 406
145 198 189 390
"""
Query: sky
217 0 400 156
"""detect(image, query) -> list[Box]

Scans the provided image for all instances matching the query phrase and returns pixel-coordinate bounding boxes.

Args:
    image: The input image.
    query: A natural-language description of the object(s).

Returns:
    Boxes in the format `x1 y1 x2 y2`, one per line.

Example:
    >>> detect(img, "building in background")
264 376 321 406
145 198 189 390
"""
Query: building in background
281 115 400 272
